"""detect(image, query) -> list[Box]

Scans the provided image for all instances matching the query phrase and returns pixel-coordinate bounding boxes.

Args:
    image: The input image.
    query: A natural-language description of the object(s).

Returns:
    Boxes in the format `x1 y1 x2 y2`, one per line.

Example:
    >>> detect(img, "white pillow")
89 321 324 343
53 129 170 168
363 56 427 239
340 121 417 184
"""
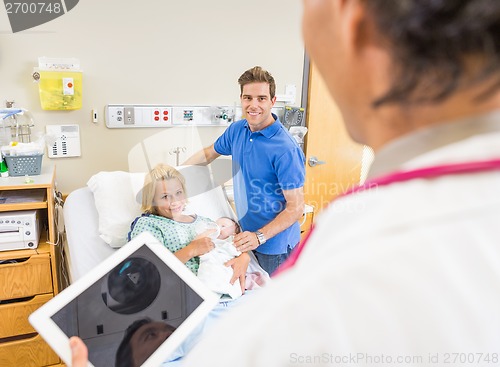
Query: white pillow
87 171 145 248
87 166 236 248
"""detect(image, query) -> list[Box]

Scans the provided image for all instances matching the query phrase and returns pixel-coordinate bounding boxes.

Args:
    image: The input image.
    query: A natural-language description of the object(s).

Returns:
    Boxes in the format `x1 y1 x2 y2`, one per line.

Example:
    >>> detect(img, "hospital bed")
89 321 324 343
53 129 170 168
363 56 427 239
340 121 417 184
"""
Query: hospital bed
62 165 270 364
62 165 265 283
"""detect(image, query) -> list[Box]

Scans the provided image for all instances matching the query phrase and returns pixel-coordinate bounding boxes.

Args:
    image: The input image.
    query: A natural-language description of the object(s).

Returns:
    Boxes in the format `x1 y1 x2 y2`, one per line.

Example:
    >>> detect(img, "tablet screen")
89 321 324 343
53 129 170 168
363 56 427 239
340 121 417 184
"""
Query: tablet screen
30 232 219 367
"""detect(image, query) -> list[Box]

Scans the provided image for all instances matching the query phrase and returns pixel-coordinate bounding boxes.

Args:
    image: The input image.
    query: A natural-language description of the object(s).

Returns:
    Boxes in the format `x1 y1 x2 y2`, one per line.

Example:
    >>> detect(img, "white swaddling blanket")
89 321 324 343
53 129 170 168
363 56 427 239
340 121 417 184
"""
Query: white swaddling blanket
197 237 243 299
195 221 270 300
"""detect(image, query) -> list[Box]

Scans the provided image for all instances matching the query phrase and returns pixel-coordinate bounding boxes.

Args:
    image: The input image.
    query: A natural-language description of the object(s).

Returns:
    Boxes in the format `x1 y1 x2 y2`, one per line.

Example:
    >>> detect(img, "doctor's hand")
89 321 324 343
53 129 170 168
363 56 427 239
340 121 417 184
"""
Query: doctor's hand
70 336 89 367
233 231 260 252
226 252 250 294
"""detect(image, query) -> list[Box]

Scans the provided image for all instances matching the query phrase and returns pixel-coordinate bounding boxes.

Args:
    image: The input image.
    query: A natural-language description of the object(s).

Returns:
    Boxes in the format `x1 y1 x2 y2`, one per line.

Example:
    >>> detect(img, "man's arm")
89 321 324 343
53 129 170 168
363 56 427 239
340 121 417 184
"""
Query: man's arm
233 187 305 252
260 187 304 240
183 144 220 165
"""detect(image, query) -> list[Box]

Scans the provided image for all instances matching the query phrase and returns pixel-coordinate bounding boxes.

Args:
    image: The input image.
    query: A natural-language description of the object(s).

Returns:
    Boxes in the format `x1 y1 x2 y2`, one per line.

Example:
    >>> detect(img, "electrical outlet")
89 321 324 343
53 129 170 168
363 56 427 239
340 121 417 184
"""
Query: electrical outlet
160 108 170 123
105 106 124 125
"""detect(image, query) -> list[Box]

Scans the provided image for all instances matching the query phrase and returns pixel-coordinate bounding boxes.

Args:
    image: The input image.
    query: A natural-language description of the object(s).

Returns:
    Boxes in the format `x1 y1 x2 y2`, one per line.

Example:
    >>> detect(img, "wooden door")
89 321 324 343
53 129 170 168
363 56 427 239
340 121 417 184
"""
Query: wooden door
304 63 366 213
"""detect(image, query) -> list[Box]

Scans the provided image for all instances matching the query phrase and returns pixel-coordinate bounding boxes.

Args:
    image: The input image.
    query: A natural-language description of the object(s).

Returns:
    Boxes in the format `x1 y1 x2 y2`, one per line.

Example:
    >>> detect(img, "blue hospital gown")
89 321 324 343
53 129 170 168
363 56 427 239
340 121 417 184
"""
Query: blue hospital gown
128 213 214 274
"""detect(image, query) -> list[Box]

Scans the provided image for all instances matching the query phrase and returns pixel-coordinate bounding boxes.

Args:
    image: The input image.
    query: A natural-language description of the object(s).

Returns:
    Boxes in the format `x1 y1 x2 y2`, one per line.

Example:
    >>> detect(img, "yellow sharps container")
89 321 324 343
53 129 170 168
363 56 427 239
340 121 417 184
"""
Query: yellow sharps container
35 57 82 111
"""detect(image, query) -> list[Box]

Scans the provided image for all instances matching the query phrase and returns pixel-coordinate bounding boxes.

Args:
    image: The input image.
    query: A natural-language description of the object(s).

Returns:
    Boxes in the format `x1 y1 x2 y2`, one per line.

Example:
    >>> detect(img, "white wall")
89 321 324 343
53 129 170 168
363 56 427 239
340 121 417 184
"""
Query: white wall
0 0 304 193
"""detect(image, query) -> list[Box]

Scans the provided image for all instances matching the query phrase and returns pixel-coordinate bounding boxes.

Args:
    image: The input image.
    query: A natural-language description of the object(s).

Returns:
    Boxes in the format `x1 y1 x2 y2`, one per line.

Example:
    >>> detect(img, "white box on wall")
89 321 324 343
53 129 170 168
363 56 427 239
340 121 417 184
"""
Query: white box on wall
46 124 81 158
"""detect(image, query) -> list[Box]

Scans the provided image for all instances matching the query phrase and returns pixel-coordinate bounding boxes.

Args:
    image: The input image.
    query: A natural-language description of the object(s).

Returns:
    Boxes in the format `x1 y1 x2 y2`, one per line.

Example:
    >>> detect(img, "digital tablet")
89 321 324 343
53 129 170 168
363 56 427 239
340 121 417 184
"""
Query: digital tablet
29 231 219 367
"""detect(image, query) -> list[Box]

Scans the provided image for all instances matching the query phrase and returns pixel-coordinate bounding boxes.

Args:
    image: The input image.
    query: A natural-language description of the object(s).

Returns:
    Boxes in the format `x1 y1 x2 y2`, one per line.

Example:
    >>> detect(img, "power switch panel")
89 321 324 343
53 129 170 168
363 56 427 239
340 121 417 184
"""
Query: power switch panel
46 124 81 158
124 107 135 125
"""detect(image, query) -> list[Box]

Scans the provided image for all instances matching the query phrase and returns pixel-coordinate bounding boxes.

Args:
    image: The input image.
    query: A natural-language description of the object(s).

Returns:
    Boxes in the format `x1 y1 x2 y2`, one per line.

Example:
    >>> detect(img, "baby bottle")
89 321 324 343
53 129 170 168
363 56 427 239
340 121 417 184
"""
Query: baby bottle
194 221 220 240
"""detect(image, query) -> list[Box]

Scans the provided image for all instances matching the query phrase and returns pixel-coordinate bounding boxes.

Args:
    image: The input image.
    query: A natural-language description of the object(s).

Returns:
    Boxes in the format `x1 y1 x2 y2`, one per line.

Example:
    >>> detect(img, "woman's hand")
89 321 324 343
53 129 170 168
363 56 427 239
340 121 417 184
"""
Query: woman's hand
188 237 215 257
174 237 215 264
70 336 89 367
174 237 214 264
226 252 250 293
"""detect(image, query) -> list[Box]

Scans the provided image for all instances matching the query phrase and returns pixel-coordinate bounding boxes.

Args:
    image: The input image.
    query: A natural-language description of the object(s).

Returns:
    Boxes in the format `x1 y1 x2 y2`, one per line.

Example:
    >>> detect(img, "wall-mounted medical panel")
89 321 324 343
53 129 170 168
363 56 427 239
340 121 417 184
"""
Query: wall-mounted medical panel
105 104 285 129
105 105 235 128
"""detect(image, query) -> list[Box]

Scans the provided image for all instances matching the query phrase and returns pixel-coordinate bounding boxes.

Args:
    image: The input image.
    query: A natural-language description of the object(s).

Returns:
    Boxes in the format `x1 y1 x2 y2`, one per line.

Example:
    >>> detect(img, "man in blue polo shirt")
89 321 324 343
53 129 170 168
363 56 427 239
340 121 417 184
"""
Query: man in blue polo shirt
184 66 305 276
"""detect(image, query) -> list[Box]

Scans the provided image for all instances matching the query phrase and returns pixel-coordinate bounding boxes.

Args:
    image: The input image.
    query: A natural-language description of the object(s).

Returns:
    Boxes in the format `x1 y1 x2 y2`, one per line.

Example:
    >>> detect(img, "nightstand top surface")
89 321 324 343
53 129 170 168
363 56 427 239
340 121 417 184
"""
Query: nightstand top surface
0 164 55 189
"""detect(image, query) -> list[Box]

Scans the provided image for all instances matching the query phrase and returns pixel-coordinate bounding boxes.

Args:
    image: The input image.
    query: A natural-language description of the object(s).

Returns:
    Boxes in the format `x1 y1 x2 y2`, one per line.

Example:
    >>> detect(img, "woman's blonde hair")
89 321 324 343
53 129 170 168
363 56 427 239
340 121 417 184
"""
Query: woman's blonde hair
141 164 187 215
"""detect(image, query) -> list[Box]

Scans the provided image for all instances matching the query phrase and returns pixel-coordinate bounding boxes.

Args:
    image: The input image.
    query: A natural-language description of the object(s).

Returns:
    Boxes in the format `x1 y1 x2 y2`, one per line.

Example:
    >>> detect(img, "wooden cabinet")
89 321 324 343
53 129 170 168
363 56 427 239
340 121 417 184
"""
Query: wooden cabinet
0 165 64 366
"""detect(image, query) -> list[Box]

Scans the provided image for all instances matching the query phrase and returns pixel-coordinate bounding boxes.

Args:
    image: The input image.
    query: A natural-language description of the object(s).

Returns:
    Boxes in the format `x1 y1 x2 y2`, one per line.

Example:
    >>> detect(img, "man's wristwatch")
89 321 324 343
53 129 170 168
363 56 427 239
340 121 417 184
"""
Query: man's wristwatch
255 230 267 245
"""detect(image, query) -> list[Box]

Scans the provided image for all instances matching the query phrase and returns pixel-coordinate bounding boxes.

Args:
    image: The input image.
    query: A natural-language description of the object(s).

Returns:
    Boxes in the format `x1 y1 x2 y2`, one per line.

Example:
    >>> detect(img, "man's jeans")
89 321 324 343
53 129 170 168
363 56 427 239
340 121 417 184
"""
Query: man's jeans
253 245 294 276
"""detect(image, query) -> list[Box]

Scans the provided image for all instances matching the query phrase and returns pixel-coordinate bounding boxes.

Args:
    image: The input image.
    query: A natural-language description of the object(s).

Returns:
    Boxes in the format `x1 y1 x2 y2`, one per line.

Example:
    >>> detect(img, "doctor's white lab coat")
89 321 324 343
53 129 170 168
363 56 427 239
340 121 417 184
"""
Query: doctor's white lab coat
183 117 500 367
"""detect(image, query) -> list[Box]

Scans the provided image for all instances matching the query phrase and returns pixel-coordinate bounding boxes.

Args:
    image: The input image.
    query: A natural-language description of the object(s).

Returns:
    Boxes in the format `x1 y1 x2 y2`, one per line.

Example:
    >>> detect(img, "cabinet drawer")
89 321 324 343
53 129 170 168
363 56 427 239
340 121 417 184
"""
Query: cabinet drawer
0 333 59 366
0 254 53 301
0 293 53 338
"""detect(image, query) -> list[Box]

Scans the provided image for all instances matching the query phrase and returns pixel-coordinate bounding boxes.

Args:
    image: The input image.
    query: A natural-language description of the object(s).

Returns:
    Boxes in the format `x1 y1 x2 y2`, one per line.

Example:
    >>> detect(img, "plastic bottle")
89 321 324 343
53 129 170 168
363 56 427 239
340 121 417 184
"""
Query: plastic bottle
0 155 9 177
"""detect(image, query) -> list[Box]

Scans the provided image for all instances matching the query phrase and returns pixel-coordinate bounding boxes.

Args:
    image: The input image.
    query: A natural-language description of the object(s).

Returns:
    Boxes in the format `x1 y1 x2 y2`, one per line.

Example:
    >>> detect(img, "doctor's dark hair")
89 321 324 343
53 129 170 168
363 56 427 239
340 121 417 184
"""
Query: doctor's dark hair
364 0 500 107
238 66 276 99
141 164 187 215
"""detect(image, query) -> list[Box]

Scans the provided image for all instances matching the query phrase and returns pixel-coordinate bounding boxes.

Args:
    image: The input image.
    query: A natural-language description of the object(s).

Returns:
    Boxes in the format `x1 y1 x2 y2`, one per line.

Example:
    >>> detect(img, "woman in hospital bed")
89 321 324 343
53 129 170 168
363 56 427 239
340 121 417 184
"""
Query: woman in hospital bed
127 163 267 298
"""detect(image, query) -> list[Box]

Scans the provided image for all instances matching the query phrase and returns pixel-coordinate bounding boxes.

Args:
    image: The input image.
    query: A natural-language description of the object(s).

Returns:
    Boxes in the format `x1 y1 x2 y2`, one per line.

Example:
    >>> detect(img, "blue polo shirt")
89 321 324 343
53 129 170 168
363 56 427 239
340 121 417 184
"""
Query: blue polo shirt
214 114 305 255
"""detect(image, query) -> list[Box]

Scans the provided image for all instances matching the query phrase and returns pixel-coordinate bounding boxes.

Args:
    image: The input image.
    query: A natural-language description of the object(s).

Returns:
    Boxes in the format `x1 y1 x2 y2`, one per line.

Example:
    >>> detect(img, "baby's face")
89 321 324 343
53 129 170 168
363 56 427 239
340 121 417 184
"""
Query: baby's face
216 218 237 239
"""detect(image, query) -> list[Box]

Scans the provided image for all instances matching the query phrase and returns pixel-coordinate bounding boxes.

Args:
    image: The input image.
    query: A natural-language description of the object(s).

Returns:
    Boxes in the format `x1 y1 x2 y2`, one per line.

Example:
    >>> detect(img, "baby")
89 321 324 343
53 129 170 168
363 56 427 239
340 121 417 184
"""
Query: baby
215 216 241 240
196 217 245 299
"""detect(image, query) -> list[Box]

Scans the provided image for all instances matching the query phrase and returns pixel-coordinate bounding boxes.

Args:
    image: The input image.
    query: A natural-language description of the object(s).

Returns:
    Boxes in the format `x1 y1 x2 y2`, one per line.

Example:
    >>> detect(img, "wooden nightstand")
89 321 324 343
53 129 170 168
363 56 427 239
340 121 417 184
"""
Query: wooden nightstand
0 165 64 366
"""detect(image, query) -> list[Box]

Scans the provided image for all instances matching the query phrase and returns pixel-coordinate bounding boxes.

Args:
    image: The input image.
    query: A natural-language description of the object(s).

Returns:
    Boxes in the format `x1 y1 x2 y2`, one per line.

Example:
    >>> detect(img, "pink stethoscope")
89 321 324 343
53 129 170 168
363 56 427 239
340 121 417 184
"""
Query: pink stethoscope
275 158 500 276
